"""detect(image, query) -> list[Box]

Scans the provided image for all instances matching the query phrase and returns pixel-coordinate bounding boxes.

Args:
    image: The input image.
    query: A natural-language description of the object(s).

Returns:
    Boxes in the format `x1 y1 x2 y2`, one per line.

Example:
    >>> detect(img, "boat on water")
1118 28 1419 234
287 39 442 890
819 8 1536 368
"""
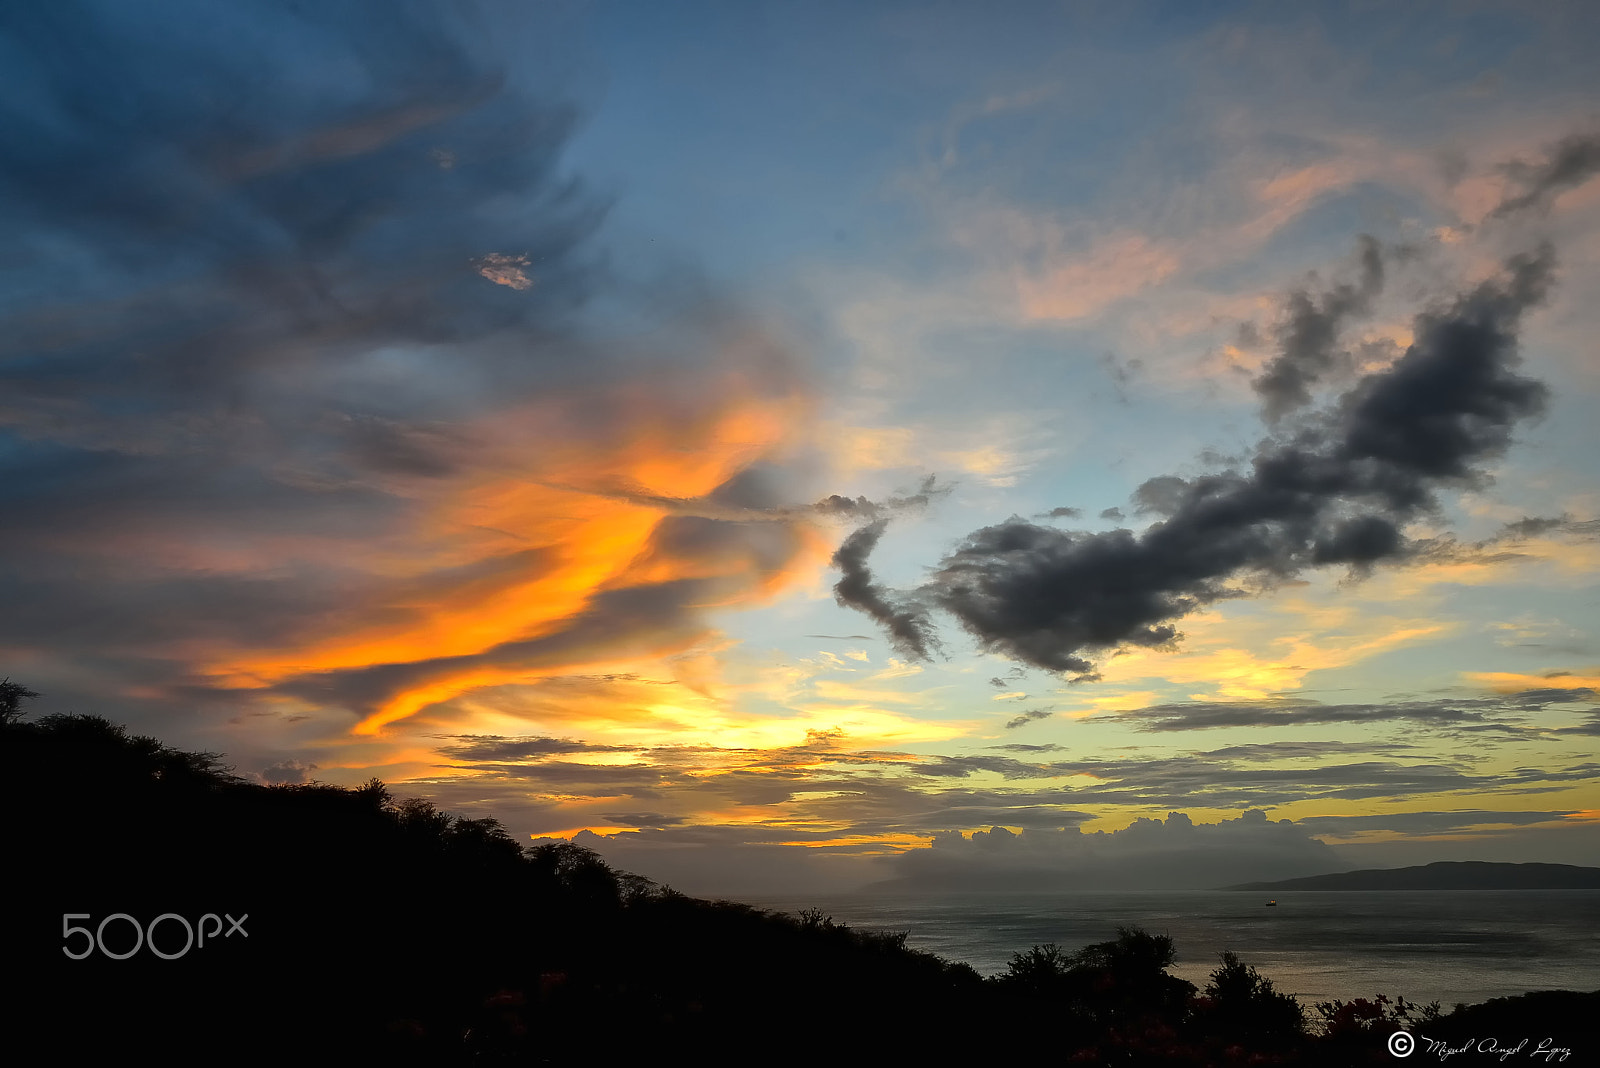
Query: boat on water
1265 900 1277 906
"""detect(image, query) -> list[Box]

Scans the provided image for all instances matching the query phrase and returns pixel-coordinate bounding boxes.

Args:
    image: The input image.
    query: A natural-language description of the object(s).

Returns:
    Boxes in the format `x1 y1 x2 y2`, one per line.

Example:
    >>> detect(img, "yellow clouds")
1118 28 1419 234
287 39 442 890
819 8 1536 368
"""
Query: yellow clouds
824 424 919 472
1058 515 1598 708
370 638 971 755
1088 591 1451 701
817 415 1058 489
1389 532 1600 599
477 681 955 753
313 653 974 848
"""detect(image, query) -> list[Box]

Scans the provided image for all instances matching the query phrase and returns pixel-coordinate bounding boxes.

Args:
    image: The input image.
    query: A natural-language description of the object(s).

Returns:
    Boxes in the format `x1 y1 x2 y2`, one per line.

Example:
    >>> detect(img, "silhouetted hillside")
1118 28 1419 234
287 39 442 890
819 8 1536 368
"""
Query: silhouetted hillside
3 694 985 1062
1227 861 1600 891
3 686 1593 1065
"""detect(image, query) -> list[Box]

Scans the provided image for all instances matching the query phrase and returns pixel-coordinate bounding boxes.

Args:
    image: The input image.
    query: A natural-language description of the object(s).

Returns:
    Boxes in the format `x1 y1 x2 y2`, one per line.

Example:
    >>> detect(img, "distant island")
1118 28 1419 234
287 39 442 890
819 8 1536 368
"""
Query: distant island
1225 861 1600 891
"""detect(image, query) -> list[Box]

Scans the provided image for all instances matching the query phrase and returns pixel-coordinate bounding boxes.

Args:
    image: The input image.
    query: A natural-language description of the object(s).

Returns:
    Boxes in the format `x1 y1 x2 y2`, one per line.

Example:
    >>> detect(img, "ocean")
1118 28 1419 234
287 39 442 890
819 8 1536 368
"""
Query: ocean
741 889 1600 1009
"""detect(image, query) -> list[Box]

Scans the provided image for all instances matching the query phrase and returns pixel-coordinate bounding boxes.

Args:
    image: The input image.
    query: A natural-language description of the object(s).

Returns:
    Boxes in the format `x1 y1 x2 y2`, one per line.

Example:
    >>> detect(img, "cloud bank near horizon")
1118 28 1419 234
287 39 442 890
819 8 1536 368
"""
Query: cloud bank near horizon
562 804 1600 896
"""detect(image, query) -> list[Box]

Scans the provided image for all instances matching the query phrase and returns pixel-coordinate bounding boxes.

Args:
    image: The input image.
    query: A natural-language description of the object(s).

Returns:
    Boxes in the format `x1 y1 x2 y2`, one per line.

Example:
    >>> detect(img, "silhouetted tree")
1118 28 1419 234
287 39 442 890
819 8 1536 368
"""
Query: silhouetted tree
1001 942 1071 993
526 840 623 907
1073 924 1178 976
1200 950 1307 1038
0 677 40 724
1066 926 1196 1025
354 776 393 810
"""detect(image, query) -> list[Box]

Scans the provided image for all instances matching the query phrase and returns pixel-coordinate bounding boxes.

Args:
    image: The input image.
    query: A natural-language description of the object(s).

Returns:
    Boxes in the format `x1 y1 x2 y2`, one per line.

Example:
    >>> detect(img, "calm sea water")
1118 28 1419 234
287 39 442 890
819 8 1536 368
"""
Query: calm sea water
741 890 1600 1008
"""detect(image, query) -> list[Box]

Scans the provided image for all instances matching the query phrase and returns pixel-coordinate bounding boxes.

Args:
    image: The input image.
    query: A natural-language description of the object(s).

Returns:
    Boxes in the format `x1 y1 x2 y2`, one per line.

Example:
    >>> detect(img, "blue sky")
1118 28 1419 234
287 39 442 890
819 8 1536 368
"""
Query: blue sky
2 0 1597 894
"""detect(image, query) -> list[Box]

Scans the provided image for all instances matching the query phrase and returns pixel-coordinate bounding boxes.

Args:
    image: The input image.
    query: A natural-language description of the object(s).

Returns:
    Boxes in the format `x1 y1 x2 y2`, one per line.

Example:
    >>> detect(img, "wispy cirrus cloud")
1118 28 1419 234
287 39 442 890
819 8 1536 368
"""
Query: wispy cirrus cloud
1098 688 1595 735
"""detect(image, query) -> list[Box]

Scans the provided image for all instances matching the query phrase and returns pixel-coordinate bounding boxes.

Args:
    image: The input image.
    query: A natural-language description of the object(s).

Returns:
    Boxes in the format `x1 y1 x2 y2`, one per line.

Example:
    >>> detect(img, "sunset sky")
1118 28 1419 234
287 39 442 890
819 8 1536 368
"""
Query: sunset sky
4 0 1597 894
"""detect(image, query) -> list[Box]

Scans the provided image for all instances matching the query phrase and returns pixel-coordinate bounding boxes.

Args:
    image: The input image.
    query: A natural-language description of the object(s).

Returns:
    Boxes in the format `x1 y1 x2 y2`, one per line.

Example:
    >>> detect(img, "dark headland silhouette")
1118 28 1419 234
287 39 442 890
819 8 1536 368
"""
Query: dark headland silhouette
1227 861 1600 892
2 681 1594 1064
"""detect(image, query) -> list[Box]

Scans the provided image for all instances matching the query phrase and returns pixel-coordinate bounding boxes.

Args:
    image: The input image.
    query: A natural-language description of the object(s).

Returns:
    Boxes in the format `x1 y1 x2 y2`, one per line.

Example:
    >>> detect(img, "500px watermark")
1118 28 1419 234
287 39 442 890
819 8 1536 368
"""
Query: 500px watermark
62 913 248 960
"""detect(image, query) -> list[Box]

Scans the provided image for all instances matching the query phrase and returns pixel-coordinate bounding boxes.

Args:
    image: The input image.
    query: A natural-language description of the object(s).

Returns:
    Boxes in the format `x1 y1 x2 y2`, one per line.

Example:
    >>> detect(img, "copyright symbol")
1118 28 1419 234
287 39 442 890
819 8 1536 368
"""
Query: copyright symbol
1388 1031 1415 1058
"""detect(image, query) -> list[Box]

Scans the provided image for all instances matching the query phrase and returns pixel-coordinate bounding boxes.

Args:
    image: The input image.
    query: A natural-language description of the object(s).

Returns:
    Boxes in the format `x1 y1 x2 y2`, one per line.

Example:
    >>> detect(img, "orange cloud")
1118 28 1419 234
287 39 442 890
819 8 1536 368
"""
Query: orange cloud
194 358 824 735
1468 670 1600 693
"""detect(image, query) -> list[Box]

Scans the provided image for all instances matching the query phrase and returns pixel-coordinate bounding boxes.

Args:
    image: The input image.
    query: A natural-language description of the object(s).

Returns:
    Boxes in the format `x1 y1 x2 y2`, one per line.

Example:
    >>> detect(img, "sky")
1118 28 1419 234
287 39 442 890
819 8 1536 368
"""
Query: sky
3 0 1598 896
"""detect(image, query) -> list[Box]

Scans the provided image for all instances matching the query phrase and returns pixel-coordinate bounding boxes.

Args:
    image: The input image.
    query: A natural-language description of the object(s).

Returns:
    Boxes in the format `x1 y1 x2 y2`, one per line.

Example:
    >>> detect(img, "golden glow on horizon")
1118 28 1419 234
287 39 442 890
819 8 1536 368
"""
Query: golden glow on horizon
775 832 933 853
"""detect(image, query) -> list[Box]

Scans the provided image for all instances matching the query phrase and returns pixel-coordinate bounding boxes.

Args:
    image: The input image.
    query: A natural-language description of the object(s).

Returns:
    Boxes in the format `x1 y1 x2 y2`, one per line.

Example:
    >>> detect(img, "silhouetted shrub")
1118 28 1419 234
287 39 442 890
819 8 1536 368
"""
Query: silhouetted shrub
1198 951 1307 1039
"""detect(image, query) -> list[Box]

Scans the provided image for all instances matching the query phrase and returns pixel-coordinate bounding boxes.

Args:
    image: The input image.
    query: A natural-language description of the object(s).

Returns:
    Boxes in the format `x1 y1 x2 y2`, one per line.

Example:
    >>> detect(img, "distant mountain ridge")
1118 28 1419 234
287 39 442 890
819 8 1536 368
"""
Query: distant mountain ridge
1225 861 1600 891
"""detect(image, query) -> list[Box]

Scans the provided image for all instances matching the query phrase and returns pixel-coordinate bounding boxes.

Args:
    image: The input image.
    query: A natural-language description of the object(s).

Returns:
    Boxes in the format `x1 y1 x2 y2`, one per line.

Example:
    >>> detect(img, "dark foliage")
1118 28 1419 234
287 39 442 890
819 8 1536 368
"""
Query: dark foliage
0 677 41 724
1197 951 1307 1042
2 687 1591 1065
2 697 981 1063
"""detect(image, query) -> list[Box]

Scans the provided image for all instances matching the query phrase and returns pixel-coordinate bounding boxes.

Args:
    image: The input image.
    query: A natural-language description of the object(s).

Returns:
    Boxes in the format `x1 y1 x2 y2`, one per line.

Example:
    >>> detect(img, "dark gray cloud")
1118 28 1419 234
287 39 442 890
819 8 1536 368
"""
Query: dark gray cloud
1490 132 1600 218
1560 711 1600 737
811 478 943 520
1110 700 1495 732
1043 506 1082 519
1197 740 1422 761
989 666 1026 689
1099 507 1126 521
1102 689 1593 733
453 759 669 797
1253 235 1384 422
885 809 1342 891
260 758 318 785
1003 707 1054 730
606 473 948 526
0 1 601 449
1512 685 1597 703
831 519 939 660
596 812 689 829
1497 515 1600 542
1502 761 1600 788
1037 754 1490 807
916 754 1054 779
439 735 629 760
838 246 1556 677
1407 514 1600 574
814 494 884 517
